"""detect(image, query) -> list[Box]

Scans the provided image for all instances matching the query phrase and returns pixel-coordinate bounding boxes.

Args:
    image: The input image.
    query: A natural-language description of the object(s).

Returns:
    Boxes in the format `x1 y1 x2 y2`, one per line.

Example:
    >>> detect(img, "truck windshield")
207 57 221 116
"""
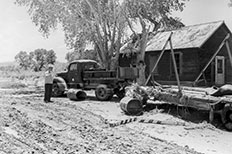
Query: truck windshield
69 63 77 71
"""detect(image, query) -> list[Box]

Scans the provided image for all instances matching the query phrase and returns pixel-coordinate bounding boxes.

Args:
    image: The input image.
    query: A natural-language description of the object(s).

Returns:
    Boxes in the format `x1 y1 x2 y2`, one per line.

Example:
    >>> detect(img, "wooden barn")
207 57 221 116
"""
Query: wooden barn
145 21 232 86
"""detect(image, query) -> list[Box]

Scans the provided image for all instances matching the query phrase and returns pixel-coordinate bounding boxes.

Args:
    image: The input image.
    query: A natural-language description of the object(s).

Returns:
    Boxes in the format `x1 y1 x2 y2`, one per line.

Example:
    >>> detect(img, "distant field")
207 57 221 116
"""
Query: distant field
0 61 67 89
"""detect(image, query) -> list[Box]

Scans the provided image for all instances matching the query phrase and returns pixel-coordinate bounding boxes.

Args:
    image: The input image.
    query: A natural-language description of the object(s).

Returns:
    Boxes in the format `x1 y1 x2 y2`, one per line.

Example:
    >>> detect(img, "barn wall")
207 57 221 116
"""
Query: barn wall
145 23 232 85
179 49 199 81
145 48 199 82
200 24 232 84
145 51 170 81
217 44 232 84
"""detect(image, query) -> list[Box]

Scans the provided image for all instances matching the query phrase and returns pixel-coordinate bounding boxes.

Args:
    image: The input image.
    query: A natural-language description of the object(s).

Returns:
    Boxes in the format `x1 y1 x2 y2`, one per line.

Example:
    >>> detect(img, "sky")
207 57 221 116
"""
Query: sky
1 0 232 63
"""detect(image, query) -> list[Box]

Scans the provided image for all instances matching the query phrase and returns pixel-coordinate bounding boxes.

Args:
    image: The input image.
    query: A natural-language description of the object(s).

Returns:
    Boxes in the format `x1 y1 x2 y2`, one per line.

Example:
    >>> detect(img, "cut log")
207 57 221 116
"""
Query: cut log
154 88 232 110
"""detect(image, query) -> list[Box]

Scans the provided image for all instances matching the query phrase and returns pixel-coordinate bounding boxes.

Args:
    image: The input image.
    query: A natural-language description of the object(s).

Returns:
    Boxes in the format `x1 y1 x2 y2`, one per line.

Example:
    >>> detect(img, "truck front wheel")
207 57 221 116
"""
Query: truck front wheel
52 82 64 97
95 84 113 101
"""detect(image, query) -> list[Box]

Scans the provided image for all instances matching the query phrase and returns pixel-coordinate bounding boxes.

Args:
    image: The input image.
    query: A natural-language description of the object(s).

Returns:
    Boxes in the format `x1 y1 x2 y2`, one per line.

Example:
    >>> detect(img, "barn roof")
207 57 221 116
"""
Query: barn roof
146 21 225 51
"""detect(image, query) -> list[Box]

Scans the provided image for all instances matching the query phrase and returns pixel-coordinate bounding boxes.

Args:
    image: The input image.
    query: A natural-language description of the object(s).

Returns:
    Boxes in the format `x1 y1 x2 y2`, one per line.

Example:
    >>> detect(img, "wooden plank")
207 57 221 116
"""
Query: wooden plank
193 34 230 86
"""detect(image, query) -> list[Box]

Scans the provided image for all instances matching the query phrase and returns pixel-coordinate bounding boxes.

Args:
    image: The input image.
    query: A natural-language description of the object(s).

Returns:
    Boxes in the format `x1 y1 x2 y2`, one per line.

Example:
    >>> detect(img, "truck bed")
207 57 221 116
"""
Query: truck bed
83 70 117 79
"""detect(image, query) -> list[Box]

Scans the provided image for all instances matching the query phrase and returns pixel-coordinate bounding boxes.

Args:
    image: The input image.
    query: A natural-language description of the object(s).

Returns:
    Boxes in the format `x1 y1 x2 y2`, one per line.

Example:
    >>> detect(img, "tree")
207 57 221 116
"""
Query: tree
35 49 46 71
46 49 57 64
65 51 78 63
15 49 57 71
122 0 185 62
15 51 31 70
15 0 186 71
30 49 57 71
65 49 100 63
120 0 185 85
229 0 232 6
81 49 100 62
15 0 127 70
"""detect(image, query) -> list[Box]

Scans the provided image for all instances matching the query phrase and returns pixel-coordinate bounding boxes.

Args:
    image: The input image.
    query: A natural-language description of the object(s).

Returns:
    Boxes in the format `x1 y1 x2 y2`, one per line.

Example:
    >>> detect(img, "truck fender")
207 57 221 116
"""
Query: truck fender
53 76 68 92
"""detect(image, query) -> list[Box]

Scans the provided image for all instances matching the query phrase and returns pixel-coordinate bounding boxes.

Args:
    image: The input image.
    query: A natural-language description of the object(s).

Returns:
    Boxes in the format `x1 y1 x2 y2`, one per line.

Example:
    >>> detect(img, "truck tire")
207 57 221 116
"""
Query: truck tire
95 84 113 101
52 82 64 97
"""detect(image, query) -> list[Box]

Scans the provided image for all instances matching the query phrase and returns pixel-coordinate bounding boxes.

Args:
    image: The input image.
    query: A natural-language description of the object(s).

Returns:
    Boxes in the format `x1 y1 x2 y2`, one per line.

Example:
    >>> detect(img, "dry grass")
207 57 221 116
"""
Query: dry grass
0 61 67 89
0 63 58 89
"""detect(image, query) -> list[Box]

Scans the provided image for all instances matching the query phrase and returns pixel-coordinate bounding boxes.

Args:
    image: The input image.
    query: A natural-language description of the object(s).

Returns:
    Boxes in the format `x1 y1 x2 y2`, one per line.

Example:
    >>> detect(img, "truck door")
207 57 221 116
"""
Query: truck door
68 63 83 88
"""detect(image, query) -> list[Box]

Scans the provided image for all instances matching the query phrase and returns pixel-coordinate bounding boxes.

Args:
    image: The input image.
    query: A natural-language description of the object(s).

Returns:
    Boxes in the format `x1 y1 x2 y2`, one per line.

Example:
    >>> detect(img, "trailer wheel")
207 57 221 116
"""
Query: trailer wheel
95 84 113 101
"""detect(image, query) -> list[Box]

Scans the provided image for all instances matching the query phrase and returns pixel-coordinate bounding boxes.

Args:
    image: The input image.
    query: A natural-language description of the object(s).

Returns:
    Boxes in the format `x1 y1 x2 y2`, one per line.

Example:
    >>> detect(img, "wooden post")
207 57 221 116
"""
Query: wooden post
225 40 232 68
193 34 230 86
169 37 182 94
145 32 173 85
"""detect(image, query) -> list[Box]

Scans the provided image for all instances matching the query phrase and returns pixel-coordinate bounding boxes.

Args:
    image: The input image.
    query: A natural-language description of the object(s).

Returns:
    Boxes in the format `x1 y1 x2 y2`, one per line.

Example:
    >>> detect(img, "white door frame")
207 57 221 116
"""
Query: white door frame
215 56 225 85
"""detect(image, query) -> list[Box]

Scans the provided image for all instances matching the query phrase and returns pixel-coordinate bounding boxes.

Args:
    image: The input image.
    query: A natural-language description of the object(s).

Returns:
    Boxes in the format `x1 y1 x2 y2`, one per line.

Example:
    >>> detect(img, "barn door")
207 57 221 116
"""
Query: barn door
215 56 225 85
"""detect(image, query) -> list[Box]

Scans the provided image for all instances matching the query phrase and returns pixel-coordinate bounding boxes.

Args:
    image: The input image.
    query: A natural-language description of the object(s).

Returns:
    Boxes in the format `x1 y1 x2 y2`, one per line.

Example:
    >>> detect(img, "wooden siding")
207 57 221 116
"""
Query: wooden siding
145 23 232 85
200 24 232 84
145 49 199 82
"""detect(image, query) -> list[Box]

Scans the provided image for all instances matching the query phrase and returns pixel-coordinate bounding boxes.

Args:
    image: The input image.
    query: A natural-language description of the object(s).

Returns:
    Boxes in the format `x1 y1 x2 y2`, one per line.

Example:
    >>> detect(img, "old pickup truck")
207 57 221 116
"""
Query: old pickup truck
52 59 138 101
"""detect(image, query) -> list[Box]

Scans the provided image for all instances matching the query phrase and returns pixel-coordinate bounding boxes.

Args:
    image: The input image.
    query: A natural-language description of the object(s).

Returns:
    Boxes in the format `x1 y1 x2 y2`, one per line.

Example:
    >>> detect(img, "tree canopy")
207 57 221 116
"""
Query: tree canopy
15 0 186 69
15 51 32 70
15 49 57 71
122 0 185 61
65 49 99 63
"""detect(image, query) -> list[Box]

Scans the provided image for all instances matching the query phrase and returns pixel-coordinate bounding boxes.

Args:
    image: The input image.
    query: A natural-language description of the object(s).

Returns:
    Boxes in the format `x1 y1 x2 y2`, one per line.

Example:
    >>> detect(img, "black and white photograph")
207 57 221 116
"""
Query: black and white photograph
0 0 232 153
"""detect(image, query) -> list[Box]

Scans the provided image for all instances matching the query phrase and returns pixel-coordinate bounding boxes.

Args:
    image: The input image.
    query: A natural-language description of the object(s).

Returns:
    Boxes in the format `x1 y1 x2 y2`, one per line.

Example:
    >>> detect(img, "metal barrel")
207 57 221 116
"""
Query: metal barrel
120 97 143 115
67 89 87 101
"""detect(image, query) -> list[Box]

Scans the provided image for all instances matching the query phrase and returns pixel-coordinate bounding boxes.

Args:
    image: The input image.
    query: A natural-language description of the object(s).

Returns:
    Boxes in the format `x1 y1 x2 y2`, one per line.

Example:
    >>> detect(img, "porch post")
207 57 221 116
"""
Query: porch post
193 34 230 86
169 37 182 94
145 32 173 85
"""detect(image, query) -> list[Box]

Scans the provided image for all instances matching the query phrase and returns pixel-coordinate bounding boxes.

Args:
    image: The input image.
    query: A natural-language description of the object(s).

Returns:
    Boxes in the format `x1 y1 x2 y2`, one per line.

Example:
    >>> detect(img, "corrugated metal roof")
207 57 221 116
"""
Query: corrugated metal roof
146 21 224 51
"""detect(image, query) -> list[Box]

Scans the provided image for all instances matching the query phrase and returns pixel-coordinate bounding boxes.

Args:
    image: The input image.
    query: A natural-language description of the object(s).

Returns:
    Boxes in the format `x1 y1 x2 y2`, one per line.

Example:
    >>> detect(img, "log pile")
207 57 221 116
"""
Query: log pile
123 84 232 111
120 84 232 129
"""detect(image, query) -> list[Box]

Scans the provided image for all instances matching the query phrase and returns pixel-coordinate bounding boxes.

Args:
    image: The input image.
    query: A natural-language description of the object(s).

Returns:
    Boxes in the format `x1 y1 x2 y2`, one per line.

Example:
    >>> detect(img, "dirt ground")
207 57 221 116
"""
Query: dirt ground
0 78 231 154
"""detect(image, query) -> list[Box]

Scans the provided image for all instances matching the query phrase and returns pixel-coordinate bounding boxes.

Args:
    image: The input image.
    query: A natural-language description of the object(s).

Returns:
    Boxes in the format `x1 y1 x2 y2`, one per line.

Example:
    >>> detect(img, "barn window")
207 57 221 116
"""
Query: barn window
170 52 183 76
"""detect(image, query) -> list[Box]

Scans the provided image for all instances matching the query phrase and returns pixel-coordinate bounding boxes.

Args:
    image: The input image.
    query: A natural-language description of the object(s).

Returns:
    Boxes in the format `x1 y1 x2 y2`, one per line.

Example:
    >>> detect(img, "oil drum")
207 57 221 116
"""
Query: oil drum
67 89 87 101
120 96 143 115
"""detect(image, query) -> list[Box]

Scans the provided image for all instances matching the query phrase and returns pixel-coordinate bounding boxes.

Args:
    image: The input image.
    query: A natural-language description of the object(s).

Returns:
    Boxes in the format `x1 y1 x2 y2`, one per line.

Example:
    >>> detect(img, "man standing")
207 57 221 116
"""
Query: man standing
44 64 54 103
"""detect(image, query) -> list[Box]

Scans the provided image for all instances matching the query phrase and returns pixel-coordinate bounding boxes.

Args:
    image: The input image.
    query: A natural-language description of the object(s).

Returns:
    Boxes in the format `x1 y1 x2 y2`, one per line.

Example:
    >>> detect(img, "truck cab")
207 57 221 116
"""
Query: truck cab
66 59 100 88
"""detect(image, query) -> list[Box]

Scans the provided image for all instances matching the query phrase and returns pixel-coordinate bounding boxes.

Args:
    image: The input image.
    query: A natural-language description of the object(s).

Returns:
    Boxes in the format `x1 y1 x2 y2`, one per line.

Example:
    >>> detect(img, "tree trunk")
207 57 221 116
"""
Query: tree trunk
136 32 149 86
